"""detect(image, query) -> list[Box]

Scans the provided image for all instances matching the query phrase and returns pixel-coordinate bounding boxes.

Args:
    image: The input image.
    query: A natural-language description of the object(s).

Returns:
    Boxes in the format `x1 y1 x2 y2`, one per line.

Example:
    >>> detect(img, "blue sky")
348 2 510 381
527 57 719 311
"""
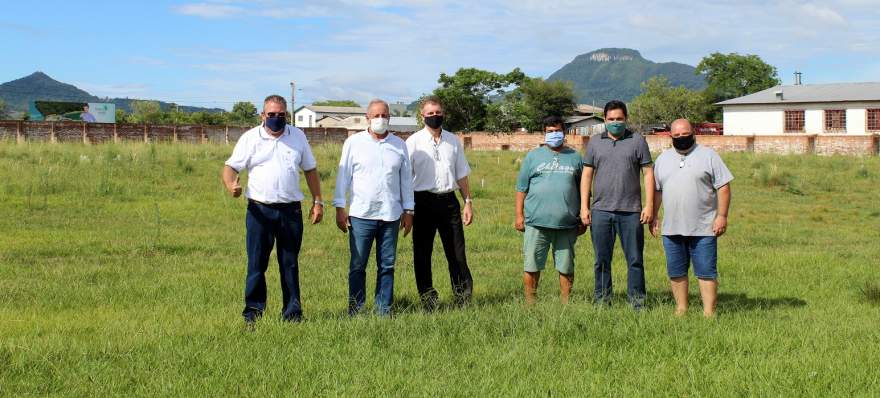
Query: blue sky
2 0 878 110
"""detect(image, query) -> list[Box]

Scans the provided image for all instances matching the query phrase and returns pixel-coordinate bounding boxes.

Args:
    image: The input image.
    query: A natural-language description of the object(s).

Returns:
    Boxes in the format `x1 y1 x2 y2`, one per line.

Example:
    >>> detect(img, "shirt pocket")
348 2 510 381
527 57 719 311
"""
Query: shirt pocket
281 149 301 172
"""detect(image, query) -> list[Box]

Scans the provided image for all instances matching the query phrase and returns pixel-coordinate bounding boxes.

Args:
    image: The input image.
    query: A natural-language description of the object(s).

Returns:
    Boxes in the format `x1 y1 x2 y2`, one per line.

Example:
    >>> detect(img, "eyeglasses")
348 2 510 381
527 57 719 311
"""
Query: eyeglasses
266 112 287 118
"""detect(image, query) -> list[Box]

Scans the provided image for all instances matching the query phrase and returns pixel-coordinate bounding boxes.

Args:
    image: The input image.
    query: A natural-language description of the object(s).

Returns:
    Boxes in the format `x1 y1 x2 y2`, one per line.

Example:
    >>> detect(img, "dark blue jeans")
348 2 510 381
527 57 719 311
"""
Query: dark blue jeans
243 200 303 322
590 209 646 308
348 217 400 316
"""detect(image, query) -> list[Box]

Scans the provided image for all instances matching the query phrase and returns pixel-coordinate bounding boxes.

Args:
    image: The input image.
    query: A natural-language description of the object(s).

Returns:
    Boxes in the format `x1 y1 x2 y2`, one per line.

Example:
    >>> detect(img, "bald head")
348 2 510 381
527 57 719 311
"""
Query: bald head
670 119 693 138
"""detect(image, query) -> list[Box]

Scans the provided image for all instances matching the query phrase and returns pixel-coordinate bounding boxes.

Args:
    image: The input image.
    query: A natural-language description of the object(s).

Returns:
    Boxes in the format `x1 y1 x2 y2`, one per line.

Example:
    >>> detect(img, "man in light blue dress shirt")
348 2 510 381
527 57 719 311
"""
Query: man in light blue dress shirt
333 99 415 316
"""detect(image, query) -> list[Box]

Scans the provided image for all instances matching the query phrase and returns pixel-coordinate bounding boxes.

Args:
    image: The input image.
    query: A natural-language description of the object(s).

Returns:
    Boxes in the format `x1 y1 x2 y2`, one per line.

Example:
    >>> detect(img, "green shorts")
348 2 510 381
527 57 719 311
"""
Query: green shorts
523 225 578 275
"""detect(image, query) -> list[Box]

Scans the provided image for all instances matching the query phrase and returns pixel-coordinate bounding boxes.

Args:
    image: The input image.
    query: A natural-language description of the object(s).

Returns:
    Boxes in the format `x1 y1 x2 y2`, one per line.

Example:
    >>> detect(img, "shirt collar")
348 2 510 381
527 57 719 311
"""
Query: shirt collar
600 130 633 140
259 124 288 139
419 127 447 140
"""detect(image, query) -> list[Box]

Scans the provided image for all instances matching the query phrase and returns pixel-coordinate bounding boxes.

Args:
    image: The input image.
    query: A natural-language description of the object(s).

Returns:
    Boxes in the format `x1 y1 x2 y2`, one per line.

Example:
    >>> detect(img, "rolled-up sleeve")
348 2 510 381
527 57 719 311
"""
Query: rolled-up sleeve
332 140 353 208
225 134 250 172
399 144 416 210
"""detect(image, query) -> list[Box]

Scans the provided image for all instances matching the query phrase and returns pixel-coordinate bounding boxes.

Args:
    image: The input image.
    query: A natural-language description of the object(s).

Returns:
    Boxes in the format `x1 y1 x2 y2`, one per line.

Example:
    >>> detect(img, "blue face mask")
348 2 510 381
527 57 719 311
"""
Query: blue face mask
265 116 286 133
606 121 626 137
544 131 564 148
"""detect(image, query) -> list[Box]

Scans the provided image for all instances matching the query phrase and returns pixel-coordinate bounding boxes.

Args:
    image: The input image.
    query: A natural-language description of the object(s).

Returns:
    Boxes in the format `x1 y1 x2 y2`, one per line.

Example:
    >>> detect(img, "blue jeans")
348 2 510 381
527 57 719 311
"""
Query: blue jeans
662 235 718 279
348 217 400 316
590 209 646 308
243 201 303 322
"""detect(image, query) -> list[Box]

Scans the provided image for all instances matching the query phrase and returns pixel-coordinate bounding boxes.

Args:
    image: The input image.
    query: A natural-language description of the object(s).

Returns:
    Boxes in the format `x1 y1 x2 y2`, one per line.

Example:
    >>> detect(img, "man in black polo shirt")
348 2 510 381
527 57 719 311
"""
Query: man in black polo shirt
579 100 655 309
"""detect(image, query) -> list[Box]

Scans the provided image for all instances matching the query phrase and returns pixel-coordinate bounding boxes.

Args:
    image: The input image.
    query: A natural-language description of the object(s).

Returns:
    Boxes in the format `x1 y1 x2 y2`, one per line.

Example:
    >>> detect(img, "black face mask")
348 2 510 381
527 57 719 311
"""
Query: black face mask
424 115 443 129
672 134 696 151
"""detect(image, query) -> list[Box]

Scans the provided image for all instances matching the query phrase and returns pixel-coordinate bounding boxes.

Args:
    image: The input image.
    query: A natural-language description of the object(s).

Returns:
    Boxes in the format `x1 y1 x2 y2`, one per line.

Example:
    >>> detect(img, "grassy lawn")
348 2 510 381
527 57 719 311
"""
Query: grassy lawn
1 142 878 396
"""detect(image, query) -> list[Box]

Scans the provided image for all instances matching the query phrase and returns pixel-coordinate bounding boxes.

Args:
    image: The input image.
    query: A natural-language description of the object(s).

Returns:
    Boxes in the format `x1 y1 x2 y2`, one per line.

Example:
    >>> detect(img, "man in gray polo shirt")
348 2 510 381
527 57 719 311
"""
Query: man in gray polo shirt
652 119 733 317
580 100 655 309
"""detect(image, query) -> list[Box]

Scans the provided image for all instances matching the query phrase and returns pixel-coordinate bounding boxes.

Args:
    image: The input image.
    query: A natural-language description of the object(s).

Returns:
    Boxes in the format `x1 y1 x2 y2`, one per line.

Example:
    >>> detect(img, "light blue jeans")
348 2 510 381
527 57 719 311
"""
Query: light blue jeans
348 217 400 316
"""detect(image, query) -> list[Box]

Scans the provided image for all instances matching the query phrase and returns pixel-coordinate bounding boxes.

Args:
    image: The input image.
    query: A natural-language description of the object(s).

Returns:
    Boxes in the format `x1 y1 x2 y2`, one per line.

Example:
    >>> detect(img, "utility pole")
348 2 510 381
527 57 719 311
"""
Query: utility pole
290 81 296 125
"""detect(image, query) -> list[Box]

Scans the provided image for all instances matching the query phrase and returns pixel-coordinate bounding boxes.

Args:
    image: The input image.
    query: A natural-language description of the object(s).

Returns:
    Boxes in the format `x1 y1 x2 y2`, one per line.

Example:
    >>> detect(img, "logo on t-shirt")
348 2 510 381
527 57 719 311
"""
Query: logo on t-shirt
535 158 576 175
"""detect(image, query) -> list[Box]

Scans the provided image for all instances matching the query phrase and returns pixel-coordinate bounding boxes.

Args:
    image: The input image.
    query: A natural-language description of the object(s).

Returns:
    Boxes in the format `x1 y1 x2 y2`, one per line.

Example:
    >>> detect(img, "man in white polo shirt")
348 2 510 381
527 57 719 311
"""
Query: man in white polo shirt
334 98 415 316
222 94 324 326
406 96 474 310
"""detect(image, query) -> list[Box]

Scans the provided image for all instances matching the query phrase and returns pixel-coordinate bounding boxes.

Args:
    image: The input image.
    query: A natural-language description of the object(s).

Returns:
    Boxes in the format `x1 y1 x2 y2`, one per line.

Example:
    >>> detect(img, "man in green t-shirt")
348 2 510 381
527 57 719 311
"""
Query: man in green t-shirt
515 116 586 304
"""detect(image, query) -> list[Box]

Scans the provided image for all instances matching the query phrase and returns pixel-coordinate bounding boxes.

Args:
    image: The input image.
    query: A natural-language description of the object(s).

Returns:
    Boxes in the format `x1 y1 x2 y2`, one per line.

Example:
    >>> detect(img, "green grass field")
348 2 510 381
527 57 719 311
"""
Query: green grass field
1 142 879 396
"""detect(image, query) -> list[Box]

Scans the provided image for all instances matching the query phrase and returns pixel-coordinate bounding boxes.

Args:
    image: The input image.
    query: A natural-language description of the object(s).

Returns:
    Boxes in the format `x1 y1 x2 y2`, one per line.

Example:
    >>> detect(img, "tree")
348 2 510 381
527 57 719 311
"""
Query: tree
129 100 163 124
0 100 8 119
629 76 713 127
696 52 781 120
311 100 361 107
115 109 130 124
484 78 577 132
228 101 259 125
432 67 526 132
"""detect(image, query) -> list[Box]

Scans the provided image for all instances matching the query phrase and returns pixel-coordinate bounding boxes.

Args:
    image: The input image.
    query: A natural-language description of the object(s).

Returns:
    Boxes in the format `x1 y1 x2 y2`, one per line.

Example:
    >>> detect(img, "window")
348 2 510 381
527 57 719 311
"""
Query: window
297 115 303 122
784 110 805 132
868 109 880 131
824 109 846 132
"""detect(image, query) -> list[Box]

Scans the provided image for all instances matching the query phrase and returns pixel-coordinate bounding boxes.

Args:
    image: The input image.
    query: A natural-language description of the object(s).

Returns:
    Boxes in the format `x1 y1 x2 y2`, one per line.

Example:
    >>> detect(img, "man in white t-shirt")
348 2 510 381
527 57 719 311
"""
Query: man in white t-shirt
222 95 324 326
406 96 474 310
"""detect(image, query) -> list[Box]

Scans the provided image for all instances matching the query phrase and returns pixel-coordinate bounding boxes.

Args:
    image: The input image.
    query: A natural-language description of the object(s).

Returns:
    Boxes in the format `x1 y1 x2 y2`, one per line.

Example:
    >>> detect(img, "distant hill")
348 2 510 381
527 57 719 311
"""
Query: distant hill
548 48 706 105
0 72 224 114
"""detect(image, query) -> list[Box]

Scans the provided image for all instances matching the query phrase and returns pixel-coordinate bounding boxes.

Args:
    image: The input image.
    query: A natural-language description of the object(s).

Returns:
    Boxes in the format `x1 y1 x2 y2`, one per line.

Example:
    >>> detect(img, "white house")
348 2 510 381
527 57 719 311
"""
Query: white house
719 82 880 135
293 105 366 128
565 115 604 136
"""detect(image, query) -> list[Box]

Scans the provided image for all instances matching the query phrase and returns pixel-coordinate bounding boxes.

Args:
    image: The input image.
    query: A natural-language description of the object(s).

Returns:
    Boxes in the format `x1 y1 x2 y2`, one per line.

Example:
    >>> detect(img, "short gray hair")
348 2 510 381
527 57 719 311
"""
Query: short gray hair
366 98 390 114
263 94 287 109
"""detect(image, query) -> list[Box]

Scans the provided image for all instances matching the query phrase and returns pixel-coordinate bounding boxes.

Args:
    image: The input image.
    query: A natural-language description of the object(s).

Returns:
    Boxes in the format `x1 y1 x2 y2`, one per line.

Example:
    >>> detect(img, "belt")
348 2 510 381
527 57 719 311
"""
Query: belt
248 199 300 207
416 190 456 197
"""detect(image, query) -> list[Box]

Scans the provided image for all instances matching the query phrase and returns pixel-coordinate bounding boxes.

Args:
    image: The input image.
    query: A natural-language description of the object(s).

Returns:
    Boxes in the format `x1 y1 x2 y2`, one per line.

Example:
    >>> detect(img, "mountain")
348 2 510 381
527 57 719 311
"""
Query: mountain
0 72 224 114
547 48 706 105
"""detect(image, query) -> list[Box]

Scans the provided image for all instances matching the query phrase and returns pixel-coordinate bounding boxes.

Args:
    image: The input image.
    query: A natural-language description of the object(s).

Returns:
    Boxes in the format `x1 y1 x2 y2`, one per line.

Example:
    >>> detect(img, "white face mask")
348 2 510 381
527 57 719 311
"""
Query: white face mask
370 117 389 134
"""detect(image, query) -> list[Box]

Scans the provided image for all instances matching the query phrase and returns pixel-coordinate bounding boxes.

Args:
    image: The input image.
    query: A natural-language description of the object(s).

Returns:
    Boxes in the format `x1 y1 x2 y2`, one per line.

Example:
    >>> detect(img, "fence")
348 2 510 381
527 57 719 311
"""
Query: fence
1 120 878 156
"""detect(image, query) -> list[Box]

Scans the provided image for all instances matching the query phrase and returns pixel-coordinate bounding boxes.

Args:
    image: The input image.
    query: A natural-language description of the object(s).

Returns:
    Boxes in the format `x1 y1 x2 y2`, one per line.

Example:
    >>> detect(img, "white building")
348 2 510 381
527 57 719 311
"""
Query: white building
719 82 880 135
293 105 365 128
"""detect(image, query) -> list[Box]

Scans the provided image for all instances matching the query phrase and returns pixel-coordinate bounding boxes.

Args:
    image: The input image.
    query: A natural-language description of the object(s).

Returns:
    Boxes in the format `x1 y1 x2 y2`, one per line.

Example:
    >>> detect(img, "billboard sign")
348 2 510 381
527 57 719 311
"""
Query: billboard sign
29 101 116 123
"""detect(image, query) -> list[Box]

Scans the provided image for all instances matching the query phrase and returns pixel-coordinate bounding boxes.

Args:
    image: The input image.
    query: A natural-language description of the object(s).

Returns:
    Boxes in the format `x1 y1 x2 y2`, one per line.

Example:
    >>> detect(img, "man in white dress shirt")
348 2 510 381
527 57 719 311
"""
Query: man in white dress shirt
333 99 415 316
406 96 474 310
222 95 324 325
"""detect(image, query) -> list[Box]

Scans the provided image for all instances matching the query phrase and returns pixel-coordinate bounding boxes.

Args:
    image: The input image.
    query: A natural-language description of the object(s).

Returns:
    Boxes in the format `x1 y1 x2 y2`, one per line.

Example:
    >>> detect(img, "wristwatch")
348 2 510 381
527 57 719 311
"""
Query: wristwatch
313 199 325 207
464 197 473 204
404 209 415 216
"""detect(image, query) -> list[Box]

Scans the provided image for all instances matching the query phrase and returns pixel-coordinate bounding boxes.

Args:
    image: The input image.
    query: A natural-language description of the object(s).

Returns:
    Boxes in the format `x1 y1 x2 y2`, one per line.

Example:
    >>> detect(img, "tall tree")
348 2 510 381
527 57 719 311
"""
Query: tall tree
311 100 361 107
432 68 526 132
229 101 259 125
485 78 577 132
696 52 780 120
629 76 712 126
129 100 163 124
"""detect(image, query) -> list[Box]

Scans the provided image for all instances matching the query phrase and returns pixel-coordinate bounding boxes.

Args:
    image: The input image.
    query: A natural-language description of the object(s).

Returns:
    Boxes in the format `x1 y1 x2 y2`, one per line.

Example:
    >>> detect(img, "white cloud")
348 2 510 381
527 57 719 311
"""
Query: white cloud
173 2 243 18
164 0 880 106
800 3 847 26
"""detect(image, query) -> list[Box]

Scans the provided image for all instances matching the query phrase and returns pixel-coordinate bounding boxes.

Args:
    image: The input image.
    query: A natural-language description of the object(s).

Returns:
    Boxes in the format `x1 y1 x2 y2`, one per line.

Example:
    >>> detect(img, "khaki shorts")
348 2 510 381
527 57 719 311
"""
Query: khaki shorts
523 225 578 275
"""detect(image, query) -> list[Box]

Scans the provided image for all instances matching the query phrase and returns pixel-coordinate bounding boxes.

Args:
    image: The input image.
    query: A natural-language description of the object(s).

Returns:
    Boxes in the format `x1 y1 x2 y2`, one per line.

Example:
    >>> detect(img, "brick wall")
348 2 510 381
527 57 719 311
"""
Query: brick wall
1 120 877 156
